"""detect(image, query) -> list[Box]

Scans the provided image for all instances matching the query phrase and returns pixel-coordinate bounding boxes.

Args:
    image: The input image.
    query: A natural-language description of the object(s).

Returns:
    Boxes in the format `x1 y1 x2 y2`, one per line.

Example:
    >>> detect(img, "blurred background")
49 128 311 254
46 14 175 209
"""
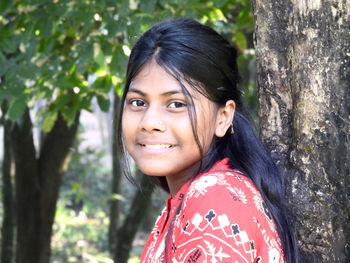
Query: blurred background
0 0 258 262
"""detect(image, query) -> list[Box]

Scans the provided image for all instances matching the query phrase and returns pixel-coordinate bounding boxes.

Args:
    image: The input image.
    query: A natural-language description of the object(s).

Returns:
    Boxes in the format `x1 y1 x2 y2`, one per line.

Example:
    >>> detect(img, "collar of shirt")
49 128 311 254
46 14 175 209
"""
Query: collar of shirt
166 157 231 213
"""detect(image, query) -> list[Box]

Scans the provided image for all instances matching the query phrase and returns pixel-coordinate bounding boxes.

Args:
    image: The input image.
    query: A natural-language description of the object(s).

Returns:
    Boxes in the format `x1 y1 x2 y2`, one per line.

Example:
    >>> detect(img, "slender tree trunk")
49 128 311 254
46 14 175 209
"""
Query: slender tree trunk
252 0 350 262
1 102 15 263
11 109 41 263
114 171 155 263
37 112 80 263
11 110 80 263
109 91 122 253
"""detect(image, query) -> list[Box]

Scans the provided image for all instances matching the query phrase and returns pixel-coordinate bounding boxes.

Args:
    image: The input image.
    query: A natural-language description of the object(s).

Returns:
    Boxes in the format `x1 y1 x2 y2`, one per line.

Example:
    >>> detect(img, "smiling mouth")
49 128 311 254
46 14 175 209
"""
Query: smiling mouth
141 144 173 149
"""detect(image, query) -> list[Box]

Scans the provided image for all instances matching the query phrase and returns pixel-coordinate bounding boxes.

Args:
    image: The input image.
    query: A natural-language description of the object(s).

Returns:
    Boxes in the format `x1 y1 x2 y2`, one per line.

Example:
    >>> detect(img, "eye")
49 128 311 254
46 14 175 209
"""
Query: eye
168 101 186 109
130 99 145 107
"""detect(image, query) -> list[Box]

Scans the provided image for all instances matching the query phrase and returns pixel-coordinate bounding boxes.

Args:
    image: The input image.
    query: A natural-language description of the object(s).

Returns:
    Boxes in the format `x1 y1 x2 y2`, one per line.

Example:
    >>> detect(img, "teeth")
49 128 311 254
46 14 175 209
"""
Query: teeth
144 144 171 149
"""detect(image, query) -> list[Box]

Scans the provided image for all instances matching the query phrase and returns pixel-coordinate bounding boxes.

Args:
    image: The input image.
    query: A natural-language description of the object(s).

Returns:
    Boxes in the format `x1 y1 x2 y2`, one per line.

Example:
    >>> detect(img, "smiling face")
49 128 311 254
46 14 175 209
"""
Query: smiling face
122 61 233 194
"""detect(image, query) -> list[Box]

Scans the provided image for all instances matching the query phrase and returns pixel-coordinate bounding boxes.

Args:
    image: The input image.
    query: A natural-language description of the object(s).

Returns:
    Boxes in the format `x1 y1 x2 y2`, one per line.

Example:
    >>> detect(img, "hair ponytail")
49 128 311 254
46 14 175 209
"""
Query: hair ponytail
209 112 299 262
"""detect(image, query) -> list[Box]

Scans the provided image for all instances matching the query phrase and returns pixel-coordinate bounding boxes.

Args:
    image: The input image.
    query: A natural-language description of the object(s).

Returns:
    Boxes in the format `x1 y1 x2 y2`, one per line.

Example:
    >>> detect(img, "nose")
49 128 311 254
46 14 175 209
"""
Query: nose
139 105 166 133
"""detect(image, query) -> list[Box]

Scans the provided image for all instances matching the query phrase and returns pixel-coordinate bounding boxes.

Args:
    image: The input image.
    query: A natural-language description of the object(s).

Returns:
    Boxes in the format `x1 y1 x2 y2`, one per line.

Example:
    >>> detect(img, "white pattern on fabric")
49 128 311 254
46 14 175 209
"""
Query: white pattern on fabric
140 158 284 263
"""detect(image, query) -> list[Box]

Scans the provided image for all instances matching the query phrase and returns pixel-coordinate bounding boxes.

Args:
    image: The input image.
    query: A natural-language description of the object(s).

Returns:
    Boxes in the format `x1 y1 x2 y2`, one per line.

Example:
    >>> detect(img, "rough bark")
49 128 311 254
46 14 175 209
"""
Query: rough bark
251 0 350 262
114 171 155 263
1 102 15 263
11 110 80 263
109 92 122 253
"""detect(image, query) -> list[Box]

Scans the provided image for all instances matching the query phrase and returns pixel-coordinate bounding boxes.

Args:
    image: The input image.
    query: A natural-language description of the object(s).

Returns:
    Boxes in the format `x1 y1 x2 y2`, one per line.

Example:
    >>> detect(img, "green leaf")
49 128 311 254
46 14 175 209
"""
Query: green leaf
8 94 27 121
139 0 157 14
1 81 25 97
94 50 105 68
56 93 72 109
100 39 112 56
72 181 82 192
236 6 254 29
110 193 125 201
18 63 38 80
110 45 127 77
37 17 53 40
81 16 93 36
118 0 131 17
0 37 17 54
62 106 77 127
0 0 11 12
42 111 58 132
208 7 226 22
97 94 110 112
91 76 112 93
76 42 93 74
234 32 247 52
212 0 227 8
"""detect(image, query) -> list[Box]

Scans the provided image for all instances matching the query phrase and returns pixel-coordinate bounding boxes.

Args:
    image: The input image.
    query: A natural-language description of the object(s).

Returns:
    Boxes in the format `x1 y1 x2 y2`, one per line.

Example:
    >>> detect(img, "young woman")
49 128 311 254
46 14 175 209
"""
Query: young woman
118 18 298 263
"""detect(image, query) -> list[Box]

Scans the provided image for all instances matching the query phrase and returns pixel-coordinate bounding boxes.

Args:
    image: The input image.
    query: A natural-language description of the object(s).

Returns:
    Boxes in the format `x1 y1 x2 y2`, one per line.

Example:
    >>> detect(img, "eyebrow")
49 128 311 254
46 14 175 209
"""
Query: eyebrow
127 88 184 97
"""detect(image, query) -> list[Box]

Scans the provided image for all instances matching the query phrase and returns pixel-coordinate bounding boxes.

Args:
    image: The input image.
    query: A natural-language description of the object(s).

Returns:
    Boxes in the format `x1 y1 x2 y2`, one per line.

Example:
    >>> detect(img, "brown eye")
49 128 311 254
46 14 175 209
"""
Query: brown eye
169 101 186 109
130 99 145 107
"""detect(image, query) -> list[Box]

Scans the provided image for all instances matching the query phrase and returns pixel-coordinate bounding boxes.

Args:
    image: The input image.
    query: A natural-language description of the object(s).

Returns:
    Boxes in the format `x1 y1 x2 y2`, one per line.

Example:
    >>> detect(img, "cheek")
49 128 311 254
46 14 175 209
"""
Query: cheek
121 115 128 137
121 111 136 143
197 108 217 140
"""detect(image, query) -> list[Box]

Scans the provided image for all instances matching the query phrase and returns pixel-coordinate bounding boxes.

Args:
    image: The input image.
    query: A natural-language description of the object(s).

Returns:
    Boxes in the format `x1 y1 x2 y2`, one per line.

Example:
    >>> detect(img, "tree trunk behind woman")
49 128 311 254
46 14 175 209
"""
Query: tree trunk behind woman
251 0 350 262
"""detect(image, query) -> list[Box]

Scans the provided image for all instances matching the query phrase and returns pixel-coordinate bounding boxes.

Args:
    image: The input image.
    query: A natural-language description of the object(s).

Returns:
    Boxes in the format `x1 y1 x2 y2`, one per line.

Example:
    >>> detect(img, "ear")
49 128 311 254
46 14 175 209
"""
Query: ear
215 100 235 138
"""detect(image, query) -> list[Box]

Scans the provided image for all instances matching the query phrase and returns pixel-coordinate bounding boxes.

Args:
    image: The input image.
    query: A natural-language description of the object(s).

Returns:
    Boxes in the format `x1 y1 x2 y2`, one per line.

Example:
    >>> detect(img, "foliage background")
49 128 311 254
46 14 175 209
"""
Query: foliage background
0 0 256 262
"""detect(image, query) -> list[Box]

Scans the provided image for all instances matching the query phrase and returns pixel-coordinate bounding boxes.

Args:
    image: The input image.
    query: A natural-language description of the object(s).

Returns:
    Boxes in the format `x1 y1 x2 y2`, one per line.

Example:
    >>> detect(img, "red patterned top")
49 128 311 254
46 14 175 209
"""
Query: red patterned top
140 158 284 263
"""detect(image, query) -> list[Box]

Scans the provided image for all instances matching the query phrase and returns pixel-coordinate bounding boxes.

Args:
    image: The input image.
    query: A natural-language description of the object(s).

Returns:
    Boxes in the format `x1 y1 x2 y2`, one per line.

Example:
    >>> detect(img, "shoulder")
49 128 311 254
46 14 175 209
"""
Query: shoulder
182 169 262 222
174 170 284 262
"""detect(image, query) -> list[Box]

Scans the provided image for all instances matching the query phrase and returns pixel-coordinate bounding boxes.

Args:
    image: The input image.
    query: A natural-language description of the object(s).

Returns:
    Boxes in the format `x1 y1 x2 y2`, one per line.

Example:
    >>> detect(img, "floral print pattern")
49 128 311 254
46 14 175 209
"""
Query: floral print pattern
140 158 284 263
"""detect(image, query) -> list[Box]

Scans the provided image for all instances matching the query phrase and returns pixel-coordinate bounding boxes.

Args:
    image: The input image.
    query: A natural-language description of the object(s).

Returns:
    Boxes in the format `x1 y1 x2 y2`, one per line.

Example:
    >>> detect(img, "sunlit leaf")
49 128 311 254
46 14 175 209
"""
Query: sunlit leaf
128 256 140 263
42 111 58 132
208 7 226 21
234 31 247 52
110 194 125 201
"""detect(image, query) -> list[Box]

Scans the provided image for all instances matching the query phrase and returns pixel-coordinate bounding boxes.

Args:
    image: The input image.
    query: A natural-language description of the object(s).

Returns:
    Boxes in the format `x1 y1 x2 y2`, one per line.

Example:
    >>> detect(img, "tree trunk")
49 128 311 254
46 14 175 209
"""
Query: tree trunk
114 171 155 263
11 110 80 263
1 102 15 263
109 91 122 253
251 0 350 262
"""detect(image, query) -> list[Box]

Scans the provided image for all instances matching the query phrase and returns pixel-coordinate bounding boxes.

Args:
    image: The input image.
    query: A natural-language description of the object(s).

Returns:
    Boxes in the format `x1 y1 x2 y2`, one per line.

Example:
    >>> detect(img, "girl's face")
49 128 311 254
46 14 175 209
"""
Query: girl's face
122 61 233 190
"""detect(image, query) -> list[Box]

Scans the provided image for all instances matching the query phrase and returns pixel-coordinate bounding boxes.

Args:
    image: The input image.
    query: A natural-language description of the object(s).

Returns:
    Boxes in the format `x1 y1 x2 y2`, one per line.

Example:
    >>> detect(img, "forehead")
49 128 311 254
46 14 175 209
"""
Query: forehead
129 61 204 101
129 62 179 91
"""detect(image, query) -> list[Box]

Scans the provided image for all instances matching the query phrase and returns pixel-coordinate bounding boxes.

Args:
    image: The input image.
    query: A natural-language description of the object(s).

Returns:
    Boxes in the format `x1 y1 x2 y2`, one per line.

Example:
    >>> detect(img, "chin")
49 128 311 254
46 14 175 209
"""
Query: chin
138 166 168 177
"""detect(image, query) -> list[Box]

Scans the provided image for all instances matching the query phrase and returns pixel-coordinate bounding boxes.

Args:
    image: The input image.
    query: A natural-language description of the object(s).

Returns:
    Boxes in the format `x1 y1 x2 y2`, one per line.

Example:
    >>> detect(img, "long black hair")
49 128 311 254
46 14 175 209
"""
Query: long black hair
117 18 298 262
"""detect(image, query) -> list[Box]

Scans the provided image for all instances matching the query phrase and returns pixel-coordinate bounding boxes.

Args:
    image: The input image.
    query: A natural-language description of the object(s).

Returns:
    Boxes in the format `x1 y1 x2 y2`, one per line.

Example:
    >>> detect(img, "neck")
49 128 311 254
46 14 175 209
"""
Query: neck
166 161 201 197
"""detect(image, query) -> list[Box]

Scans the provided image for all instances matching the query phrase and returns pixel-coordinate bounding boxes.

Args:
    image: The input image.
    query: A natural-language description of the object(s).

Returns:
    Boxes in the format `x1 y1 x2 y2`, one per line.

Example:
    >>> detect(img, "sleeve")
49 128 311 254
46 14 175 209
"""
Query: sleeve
171 175 284 263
